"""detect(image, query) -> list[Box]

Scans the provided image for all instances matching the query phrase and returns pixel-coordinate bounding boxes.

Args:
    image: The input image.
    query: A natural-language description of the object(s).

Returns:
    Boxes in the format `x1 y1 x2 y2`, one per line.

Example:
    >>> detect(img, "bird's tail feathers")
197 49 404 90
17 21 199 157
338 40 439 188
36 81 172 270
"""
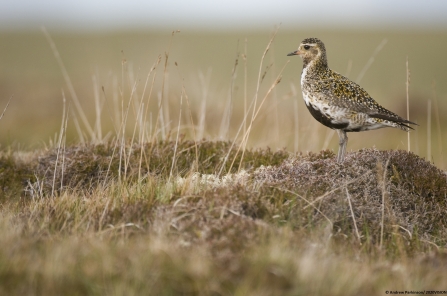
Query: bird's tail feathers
369 112 417 131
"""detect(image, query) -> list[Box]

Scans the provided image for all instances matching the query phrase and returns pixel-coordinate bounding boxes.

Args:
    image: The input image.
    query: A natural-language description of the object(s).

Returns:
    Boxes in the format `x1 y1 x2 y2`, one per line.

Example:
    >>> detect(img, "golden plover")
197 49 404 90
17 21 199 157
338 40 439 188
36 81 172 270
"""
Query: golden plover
287 37 416 162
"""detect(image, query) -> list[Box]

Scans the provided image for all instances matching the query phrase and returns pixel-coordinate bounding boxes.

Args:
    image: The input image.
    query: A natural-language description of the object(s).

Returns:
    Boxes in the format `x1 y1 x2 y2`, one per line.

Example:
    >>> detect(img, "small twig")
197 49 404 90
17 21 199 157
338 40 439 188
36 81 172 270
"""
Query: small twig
99 198 111 232
419 239 440 251
345 187 361 244
379 157 391 250
303 173 370 209
276 187 333 228
393 225 412 239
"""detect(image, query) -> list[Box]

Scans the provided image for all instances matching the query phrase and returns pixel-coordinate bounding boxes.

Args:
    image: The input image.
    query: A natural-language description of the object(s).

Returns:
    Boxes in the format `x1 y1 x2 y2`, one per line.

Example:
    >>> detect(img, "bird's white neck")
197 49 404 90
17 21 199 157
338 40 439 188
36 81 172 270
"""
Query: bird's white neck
300 65 309 86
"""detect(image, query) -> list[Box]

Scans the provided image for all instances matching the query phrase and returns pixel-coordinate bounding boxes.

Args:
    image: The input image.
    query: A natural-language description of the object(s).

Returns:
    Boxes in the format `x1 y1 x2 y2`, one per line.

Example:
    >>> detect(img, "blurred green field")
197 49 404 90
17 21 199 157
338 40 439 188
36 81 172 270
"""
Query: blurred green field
0 28 446 167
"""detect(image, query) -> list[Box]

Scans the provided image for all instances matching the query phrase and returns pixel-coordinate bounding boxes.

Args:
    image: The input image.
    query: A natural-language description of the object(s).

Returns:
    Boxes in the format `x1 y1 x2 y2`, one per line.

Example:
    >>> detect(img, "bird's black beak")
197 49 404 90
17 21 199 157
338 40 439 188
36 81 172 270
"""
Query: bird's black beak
287 50 300 56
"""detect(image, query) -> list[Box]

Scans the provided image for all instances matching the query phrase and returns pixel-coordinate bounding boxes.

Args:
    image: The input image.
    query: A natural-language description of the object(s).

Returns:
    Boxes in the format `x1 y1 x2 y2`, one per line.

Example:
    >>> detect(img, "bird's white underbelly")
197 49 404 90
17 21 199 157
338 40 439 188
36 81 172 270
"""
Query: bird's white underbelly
303 90 344 117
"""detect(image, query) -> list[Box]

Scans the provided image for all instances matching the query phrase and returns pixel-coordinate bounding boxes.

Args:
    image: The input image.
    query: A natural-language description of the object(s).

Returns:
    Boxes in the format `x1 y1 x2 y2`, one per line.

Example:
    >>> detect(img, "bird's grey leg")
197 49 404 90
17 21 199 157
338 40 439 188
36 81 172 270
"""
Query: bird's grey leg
336 129 348 163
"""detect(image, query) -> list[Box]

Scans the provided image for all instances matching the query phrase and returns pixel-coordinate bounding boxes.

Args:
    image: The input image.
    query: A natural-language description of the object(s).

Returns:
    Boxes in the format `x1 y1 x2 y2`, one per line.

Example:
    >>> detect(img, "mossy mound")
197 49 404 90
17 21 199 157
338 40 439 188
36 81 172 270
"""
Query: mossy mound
4 141 446 247
33 140 288 194
254 149 447 245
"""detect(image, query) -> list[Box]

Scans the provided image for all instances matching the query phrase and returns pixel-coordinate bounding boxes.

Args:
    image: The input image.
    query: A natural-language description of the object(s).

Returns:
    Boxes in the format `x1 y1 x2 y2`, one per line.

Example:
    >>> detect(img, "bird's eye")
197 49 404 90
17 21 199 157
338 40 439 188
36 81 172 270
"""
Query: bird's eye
303 45 310 50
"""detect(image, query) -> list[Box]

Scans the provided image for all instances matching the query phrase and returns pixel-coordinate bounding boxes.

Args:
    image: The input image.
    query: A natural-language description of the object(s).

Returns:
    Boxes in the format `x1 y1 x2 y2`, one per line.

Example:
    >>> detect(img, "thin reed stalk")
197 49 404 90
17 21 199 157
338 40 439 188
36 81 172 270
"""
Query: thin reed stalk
406 56 411 152
0 95 12 121
242 26 281 152
427 99 431 161
51 92 68 197
219 48 239 140
197 68 212 141
293 99 299 152
243 38 248 140
169 89 183 180
356 39 387 83
431 82 443 165
42 27 95 139
235 62 287 172
215 60 286 176
182 87 199 171
92 75 103 142
138 57 162 181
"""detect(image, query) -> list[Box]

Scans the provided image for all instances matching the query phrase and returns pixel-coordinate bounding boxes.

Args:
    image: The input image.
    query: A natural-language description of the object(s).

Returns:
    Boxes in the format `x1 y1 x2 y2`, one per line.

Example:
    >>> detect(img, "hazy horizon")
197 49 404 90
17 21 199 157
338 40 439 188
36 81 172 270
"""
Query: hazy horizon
2 0 447 31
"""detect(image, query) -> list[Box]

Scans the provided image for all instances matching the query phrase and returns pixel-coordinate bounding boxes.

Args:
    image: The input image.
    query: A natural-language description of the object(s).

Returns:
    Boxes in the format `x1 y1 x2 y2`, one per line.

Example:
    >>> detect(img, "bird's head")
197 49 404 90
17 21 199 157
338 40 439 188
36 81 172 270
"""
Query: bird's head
287 37 327 68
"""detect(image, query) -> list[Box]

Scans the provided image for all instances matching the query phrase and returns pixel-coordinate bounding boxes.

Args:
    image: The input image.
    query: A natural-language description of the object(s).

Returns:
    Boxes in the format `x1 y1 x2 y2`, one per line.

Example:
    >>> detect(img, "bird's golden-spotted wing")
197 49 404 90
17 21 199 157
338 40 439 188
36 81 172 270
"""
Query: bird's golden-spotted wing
307 70 415 128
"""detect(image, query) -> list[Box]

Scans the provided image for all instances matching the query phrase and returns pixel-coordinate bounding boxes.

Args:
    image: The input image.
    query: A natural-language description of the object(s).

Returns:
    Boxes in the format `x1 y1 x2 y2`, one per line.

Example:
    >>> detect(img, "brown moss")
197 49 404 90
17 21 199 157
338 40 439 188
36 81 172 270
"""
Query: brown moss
255 149 447 245
0 153 34 201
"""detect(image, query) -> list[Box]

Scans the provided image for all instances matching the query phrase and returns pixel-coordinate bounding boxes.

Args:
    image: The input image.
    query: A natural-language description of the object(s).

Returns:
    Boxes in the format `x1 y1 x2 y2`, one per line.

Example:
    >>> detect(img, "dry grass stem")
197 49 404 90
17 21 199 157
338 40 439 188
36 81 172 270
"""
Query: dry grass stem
0 95 12 121
42 27 95 138
355 38 387 83
406 56 411 152
345 187 361 243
